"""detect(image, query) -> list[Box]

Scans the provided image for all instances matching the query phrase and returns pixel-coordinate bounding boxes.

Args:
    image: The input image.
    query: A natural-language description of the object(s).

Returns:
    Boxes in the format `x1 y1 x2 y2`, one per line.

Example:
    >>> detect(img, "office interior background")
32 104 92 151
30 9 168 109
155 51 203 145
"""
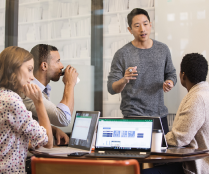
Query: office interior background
1 0 209 133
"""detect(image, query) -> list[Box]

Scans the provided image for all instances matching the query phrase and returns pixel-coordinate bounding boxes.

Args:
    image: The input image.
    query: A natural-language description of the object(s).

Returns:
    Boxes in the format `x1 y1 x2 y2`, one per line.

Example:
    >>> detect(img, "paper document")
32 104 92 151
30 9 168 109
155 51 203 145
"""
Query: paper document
36 146 86 155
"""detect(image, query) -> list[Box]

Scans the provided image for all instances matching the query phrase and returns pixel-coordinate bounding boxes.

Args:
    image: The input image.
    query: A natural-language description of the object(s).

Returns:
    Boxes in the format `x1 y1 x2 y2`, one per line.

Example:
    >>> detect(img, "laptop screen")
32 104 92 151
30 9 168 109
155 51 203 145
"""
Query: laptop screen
128 116 168 148
68 111 100 150
95 118 153 152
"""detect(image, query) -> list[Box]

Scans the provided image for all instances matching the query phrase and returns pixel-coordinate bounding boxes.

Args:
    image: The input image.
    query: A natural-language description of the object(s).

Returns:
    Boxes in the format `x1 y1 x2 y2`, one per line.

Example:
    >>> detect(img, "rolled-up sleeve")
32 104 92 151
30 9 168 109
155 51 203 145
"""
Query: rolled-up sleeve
23 96 71 127
57 103 71 121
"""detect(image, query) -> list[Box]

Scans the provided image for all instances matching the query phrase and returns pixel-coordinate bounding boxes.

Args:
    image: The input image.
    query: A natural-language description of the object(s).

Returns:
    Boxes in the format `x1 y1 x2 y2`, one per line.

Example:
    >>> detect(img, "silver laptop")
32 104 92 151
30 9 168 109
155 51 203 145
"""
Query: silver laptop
87 117 153 158
128 116 168 150
36 111 100 155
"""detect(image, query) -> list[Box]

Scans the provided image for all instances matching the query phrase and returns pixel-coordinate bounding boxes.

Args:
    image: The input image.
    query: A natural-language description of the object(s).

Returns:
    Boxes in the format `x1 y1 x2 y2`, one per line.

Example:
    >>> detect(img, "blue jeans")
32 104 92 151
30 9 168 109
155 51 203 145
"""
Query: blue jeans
141 163 184 174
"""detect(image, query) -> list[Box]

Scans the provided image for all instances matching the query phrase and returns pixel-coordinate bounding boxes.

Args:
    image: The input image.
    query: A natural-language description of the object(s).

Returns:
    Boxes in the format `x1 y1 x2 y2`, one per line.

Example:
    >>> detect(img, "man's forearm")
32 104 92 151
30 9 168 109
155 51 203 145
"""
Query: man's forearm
60 83 74 115
51 125 57 136
112 77 127 93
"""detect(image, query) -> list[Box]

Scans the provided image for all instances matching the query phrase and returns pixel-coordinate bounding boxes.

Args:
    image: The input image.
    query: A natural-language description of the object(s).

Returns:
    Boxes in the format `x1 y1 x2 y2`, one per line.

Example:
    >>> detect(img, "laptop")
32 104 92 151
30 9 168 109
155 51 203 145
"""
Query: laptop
87 117 153 158
128 116 168 150
151 147 209 156
36 111 100 155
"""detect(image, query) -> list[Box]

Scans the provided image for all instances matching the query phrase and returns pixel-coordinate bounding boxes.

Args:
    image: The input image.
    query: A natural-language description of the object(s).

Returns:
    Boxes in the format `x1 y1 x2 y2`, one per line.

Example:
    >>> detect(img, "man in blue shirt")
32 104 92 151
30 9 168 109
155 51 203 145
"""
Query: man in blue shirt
24 44 78 145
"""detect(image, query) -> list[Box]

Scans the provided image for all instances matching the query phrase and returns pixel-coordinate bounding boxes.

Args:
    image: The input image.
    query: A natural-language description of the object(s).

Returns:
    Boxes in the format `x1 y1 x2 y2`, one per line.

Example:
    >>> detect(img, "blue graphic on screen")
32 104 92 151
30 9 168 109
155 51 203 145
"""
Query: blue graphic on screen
113 130 120 137
121 131 127 137
128 131 135 137
103 127 111 130
137 133 144 138
103 131 112 137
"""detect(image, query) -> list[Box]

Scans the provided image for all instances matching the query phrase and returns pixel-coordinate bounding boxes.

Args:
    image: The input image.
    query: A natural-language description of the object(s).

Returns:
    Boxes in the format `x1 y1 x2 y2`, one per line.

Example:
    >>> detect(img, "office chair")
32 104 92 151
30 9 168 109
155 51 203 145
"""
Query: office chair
31 156 140 174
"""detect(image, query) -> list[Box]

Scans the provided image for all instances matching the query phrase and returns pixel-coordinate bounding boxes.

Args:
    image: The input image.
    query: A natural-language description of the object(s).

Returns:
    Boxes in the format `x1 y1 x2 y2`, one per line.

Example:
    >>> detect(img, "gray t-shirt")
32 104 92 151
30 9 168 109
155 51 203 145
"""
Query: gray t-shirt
107 39 177 117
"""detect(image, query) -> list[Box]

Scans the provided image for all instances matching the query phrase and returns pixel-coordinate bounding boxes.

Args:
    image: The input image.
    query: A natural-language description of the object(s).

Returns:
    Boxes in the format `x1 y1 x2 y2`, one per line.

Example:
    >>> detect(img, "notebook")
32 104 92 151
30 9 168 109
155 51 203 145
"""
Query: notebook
36 111 100 155
128 116 168 149
87 117 153 158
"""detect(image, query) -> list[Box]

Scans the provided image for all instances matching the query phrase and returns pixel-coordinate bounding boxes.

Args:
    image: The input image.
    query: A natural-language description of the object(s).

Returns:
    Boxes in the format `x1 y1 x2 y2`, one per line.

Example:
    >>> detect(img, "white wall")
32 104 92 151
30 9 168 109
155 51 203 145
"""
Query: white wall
155 0 209 113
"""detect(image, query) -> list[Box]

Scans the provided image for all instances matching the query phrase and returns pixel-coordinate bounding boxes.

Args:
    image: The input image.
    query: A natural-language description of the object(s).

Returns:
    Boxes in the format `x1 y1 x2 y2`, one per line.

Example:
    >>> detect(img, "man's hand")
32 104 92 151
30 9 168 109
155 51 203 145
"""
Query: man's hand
123 66 138 84
112 66 138 93
163 80 174 92
53 127 69 145
62 65 78 86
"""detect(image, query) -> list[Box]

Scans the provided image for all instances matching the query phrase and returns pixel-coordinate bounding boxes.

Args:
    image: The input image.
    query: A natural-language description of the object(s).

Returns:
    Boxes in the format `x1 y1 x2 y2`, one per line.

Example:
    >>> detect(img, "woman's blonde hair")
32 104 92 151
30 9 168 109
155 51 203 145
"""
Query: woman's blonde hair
0 46 33 93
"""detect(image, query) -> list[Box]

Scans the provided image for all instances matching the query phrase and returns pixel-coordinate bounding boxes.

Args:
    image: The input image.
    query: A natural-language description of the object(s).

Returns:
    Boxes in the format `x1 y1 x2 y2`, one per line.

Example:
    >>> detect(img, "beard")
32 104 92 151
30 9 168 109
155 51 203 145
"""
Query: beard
51 73 60 82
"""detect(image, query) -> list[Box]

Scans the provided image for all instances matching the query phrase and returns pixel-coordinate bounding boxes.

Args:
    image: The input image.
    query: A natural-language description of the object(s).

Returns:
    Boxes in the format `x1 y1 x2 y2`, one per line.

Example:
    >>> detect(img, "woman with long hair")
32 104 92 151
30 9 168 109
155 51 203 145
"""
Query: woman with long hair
0 46 53 173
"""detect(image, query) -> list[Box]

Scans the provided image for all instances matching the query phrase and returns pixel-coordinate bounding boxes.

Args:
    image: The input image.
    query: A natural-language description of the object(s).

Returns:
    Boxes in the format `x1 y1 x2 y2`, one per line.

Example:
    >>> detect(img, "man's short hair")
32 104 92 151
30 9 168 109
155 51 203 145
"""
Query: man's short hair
127 8 150 28
181 53 208 84
30 44 58 72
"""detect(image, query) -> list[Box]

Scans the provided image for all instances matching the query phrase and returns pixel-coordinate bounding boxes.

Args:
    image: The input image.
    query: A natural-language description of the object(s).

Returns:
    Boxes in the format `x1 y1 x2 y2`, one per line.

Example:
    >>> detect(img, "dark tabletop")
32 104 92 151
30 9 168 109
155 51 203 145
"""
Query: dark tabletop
30 149 209 163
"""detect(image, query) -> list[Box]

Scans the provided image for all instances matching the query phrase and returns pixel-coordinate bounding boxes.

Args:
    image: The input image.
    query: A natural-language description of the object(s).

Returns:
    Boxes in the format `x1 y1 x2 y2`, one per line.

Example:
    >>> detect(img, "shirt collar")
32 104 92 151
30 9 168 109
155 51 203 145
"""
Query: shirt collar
31 78 51 95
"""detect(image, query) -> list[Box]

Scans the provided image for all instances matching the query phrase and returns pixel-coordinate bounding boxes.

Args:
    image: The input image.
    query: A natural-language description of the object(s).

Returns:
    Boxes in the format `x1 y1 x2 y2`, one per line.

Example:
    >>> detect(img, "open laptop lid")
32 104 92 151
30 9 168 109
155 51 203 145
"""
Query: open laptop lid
127 116 168 148
95 118 153 153
68 111 100 151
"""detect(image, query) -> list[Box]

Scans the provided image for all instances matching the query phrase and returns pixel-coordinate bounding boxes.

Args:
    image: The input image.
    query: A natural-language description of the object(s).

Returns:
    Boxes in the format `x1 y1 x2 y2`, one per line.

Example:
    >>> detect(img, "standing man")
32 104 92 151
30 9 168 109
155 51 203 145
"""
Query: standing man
107 8 177 133
24 44 78 145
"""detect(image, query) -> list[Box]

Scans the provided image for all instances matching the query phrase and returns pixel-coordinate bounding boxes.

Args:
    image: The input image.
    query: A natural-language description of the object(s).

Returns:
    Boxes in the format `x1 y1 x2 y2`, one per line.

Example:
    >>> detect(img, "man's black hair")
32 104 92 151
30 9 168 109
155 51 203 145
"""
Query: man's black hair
181 53 208 84
127 8 150 28
30 44 58 72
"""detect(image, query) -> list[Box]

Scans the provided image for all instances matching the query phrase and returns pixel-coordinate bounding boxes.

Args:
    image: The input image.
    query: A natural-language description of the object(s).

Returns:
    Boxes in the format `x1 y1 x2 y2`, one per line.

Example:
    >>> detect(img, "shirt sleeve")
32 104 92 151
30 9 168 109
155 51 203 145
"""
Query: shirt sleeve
23 95 71 127
6 99 48 148
57 103 71 120
165 95 205 147
107 50 125 95
164 45 177 85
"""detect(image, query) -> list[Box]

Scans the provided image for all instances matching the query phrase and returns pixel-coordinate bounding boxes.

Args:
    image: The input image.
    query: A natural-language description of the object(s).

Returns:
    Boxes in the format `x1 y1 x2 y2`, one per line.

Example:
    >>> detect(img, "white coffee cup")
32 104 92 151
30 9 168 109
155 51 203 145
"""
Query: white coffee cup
76 77 80 84
151 129 163 152
62 67 80 85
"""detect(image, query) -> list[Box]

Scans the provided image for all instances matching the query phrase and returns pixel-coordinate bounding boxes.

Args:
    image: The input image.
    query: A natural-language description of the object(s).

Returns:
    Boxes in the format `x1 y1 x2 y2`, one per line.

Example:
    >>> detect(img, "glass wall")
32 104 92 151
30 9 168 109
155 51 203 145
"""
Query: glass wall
16 0 156 132
18 0 93 133
18 0 91 65
155 0 209 129
1 0 209 135
5 0 206 132
155 0 209 113
0 0 5 52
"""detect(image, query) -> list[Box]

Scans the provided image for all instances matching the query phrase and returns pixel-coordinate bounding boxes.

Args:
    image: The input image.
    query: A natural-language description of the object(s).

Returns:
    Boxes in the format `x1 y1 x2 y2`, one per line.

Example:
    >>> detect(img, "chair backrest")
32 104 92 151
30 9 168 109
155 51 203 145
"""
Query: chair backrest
31 156 140 174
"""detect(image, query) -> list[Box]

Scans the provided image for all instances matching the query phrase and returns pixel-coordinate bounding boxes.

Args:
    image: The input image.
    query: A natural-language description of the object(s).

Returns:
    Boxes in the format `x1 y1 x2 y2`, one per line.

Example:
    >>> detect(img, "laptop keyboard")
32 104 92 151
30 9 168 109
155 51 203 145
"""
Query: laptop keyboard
93 152 149 158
